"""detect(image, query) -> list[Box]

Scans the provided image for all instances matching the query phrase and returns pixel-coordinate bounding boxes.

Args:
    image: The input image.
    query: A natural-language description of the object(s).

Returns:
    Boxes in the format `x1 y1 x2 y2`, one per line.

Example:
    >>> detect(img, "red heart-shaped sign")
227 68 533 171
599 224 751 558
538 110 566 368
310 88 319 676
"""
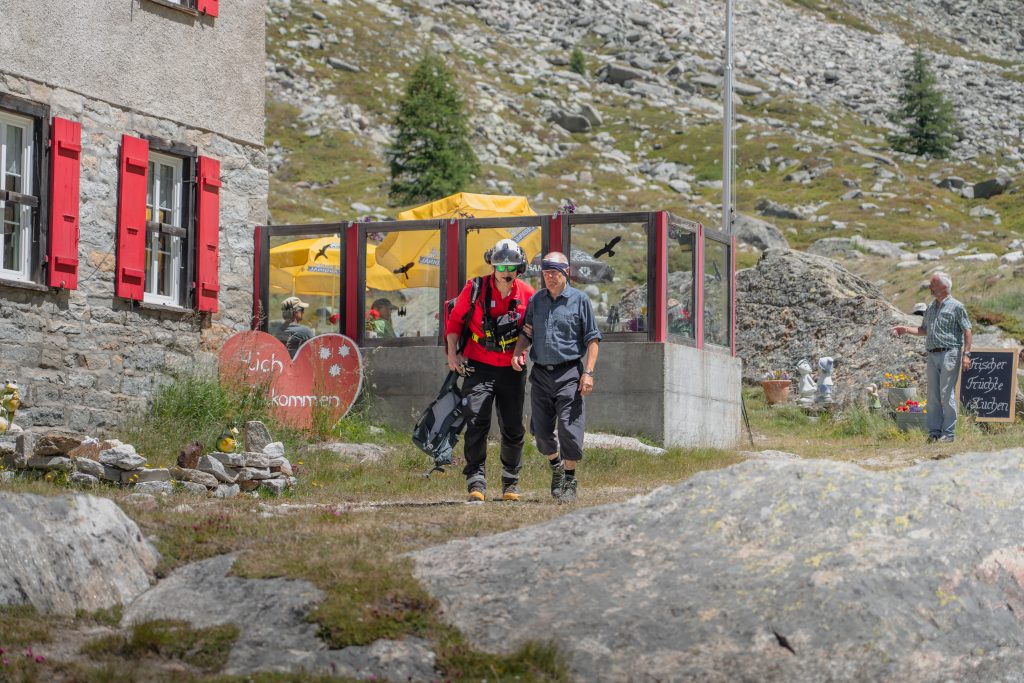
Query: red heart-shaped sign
219 331 363 428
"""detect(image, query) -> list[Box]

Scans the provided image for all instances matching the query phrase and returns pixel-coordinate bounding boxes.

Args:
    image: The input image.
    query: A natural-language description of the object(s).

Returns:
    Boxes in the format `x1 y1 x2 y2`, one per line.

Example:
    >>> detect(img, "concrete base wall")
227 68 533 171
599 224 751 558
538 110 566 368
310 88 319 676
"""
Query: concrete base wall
362 341 742 450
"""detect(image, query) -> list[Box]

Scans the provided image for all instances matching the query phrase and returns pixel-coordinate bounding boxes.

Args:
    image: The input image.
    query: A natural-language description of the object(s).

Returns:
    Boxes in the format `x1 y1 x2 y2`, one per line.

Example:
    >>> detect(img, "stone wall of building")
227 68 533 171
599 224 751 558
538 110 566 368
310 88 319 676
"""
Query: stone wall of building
0 73 267 431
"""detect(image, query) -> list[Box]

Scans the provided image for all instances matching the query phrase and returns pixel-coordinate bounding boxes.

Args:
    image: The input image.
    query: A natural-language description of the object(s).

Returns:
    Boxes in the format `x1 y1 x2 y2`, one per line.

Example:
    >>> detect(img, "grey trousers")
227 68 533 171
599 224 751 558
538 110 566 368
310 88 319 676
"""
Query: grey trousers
926 348 961 439
529 362 585 461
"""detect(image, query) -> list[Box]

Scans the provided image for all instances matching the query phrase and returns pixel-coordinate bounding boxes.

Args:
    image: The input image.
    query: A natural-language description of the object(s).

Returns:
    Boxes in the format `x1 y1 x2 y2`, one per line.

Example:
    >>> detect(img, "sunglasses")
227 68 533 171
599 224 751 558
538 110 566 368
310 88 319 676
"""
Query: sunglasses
494 264 518 272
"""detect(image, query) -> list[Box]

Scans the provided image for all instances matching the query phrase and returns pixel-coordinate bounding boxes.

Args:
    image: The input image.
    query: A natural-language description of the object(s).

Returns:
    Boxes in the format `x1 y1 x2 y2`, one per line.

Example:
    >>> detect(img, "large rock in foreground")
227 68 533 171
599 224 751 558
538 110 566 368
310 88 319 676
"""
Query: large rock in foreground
737 248 921 400
412 449 1024 682
0 492 159 615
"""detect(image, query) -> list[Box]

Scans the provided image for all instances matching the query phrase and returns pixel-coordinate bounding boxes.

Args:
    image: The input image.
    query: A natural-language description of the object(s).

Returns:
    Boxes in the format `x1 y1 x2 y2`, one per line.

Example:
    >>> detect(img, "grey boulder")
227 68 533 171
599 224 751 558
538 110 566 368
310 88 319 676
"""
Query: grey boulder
0 492 158 615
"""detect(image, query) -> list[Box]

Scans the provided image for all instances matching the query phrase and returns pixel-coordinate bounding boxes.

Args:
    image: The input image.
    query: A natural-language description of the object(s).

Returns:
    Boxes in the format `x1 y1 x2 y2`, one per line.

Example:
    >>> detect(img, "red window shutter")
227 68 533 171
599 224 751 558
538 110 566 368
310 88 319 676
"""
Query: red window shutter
195 156 221 313
197 0 218 17
116 135 148 301
47 117 82 289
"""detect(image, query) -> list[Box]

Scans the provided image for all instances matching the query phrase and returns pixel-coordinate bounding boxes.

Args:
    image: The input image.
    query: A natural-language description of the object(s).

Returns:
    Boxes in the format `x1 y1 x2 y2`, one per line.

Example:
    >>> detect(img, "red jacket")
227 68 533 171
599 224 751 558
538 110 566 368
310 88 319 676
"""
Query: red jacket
446 274 535 366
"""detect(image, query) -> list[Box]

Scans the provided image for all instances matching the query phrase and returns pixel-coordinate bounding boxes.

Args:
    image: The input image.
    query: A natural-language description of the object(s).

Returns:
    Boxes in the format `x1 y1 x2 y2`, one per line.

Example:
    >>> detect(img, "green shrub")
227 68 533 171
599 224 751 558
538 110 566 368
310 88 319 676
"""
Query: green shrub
829 407 898 439
388 53 479 205
569 47 587 76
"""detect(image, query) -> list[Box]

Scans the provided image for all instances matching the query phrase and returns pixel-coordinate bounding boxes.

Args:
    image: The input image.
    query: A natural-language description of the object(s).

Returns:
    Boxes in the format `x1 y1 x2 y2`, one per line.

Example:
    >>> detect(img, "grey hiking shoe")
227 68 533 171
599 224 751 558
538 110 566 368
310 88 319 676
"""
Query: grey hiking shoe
558 477 577 504
502 483 521 501
550 462 565 499
467 483 486 502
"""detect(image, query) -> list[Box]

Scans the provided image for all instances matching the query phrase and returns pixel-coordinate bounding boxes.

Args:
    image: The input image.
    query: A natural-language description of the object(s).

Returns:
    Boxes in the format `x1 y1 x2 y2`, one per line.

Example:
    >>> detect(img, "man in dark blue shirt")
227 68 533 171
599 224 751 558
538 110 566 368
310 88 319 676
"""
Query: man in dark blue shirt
512 252 601 503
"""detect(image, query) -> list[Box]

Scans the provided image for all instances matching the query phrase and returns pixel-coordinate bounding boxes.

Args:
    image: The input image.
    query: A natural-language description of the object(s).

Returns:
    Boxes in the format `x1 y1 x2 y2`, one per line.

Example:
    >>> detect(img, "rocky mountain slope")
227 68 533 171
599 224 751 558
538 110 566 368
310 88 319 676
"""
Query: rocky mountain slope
264 0 1023 337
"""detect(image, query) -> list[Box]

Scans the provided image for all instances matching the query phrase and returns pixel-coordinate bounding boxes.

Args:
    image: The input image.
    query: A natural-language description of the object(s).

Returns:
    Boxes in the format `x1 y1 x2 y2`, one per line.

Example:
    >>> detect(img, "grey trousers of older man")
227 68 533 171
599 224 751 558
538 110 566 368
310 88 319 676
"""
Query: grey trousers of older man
926 348 962 440
529 361 585 461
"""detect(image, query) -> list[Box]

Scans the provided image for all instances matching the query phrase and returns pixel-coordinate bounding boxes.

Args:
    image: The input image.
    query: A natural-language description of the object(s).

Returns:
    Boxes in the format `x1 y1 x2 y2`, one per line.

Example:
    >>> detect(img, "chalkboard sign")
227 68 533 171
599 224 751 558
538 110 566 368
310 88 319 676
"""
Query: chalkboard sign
958 347 1020 422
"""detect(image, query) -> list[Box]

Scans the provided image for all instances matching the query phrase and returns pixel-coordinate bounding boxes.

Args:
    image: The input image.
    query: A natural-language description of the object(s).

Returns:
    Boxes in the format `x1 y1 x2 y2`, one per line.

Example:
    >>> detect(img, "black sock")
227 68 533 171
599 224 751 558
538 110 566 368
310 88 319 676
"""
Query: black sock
564 469 576 481
549 457 563 469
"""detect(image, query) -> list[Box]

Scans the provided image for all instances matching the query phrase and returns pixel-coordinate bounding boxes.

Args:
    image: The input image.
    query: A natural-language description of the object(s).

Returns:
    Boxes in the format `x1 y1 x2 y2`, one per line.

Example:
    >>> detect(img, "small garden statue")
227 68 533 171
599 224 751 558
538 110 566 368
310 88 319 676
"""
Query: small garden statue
816 357 834 405
866 383 882 411
216 425 239 453
796 358 817 408
0 380 20 434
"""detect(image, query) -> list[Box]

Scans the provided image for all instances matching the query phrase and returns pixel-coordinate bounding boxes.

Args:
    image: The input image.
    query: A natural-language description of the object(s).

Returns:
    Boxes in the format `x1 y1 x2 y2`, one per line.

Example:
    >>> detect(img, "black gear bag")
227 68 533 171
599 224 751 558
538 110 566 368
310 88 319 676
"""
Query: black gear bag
412 371 468 474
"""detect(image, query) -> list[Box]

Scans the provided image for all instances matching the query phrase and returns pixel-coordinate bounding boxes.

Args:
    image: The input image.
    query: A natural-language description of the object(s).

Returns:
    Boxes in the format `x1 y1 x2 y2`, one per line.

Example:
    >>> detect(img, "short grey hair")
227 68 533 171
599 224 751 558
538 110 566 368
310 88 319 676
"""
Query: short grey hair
933 272 952 292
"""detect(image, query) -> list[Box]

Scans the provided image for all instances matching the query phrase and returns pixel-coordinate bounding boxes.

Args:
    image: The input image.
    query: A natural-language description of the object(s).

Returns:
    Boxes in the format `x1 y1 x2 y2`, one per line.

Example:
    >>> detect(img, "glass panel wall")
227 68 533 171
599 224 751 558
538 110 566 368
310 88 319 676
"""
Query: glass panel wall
568 219 649 335
268 231 342 337
703 237 731 348
667 227 696 342
365 227 441 341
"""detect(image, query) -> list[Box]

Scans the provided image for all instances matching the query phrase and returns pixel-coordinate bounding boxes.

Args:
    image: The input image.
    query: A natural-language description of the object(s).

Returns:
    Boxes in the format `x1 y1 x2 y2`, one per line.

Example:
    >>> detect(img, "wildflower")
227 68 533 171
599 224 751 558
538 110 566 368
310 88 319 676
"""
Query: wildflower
34 655 44 663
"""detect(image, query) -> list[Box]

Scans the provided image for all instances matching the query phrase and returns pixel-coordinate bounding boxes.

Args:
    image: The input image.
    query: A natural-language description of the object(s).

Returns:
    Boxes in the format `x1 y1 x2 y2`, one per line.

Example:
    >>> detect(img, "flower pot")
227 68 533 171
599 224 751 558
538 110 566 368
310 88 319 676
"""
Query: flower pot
762 379 792 405
894 410 929 433
886 387 919 410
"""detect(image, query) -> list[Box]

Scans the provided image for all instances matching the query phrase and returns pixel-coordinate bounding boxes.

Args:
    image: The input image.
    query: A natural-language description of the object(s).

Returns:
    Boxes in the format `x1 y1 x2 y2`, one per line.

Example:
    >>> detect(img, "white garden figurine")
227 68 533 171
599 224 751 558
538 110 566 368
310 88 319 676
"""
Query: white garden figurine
816 357 834 405
797 358 817 408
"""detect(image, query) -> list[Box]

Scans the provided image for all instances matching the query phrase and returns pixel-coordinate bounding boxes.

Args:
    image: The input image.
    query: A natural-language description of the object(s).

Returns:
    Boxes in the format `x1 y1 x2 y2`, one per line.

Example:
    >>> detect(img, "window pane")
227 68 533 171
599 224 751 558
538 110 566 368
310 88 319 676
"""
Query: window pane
144 232 156 292
159 163 174 224
146 162 155 222
268 233 343 337
667 227 695 340
369 228 441 340
568 221 648 334
703 239 730 348
2 215 16 271
5 126 22 178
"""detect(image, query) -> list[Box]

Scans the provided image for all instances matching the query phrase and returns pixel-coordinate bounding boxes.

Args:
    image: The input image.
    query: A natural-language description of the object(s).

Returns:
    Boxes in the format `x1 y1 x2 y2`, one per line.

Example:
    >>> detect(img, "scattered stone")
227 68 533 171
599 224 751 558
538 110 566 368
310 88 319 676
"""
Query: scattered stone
260 479 289 496
198 455 239 484
211 452 246 468
973 176 1011 199
178 481 209 496
244 421 273 453
69 472 99 487
133 468 171 483
0 492 159 615
755 198 803 221
33 430 84 456
584 433 665 456
123 493 159 511
68 438 122 461
263 442 286 462
99 444 147 470
955 253 998 262
170 467 219 489
300 442 387 463
241 452 270 468
177 440 204 469
326 57 360 72
134 481 174 496
26 456 73 471
213 484 241 499
733 214 790 251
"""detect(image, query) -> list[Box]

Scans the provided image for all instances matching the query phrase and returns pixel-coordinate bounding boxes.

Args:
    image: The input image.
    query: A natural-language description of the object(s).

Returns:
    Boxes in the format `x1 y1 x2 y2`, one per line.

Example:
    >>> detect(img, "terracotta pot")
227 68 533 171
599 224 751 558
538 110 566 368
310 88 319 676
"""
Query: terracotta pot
762 379 792 405
886 387 919 410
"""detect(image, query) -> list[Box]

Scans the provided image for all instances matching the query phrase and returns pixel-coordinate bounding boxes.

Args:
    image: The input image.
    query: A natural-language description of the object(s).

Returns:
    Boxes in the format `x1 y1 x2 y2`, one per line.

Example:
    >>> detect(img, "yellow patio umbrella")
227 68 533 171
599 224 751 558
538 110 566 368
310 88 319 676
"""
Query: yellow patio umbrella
374 192 542 286
269 238 404 294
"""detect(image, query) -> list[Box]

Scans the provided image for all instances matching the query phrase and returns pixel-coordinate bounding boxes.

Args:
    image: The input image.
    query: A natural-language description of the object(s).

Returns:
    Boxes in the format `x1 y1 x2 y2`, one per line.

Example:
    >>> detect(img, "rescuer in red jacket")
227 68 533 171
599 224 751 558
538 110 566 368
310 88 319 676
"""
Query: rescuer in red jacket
445 238 535 502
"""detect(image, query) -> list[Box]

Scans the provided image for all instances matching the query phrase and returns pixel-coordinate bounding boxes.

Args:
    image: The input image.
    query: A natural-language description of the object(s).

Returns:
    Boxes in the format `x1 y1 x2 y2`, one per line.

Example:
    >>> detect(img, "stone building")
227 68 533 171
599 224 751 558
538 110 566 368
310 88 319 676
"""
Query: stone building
0 1 267 431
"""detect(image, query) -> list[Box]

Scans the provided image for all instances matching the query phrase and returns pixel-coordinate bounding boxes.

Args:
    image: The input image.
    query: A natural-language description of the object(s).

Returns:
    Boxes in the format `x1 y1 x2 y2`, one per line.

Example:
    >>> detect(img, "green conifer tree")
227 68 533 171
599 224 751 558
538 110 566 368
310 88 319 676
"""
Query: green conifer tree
887 48 960 158
388 54 479 205
569 47 587 77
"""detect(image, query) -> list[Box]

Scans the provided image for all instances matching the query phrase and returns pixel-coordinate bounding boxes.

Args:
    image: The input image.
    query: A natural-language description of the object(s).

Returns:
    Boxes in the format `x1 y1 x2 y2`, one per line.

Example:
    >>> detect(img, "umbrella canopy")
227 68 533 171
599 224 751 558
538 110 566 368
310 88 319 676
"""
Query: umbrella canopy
269 239 404 295
375 192 541 286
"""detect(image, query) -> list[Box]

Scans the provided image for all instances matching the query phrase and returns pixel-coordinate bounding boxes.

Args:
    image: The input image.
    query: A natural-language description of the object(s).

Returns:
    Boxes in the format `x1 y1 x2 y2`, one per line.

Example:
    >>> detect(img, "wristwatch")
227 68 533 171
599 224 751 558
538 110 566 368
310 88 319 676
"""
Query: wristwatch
582 370 594 377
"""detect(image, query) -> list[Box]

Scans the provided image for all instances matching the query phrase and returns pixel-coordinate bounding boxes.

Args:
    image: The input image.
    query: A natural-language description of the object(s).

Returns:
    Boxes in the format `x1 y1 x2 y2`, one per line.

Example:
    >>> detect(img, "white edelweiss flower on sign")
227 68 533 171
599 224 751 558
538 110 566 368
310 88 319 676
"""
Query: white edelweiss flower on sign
329 364 342 377
319 346 332 360
338 346 350 357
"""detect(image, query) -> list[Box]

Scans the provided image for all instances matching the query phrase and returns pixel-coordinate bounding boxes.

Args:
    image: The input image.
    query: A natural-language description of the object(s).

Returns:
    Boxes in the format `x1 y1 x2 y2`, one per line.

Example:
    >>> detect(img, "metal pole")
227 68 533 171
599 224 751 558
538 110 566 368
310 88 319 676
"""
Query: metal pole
721 0 735 235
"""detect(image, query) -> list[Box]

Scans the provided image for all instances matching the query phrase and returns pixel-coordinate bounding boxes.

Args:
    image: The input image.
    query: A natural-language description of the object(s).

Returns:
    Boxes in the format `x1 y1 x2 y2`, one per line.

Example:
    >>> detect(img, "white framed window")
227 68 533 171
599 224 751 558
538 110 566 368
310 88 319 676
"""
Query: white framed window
0 111 34 282
144 152 183 306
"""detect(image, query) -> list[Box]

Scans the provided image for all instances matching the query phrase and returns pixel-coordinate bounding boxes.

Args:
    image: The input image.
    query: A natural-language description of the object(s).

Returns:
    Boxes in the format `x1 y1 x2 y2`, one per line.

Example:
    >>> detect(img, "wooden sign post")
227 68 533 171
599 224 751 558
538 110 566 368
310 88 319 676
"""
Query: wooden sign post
958 347 1020 423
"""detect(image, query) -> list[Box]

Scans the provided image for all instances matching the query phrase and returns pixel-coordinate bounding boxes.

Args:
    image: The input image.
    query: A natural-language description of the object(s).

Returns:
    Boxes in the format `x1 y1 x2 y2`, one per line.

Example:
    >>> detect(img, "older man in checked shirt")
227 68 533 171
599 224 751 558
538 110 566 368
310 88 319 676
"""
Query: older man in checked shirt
891 272 973 443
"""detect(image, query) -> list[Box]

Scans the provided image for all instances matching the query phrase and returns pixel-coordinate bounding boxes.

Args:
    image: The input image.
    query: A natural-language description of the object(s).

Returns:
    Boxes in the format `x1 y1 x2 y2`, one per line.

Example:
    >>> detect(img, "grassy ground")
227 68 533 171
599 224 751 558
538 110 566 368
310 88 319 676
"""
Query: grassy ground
3 375 1023 681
